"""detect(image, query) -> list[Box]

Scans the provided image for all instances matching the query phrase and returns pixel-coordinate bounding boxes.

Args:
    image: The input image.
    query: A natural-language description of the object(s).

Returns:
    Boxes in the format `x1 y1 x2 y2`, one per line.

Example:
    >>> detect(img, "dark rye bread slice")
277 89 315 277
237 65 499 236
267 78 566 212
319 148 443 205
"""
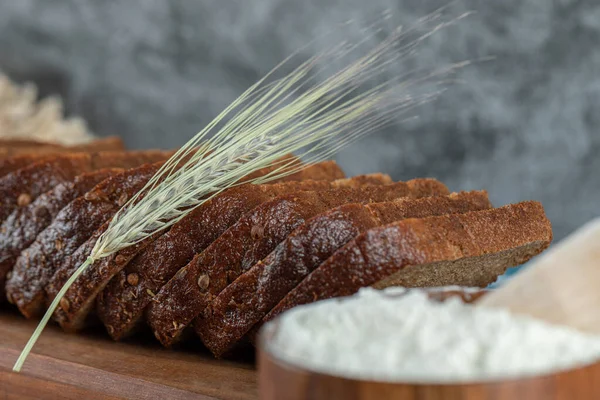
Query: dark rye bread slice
252 201 550 349
0 136 125 159
47 223 158 331
0 139 63 151
147 178 449 347
48 162 350 332
197 201 552 357
49 172 370 329
257 192 491 328
95 173 388 340
0 150 174 223
0 137 126 177
236 191 492 342
0 168 122 300
53 176 377 333
0 148 189 300
1 154 55 178
5 162 166 317
286 201 550 299
0 136 124 150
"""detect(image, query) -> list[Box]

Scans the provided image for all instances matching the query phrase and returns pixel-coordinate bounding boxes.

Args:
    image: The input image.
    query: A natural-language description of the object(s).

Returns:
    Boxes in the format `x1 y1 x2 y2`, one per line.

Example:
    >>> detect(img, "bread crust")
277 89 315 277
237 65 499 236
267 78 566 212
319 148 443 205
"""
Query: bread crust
49 161 348 332
0 155 55 178
147 179 449 347
196 201 551 357
0 136 124 159
0 168 122 299
95 171 383 340
6 162 165 317
251 191 492 332
217 201 554 355
0 150 174 224
194 192 492 356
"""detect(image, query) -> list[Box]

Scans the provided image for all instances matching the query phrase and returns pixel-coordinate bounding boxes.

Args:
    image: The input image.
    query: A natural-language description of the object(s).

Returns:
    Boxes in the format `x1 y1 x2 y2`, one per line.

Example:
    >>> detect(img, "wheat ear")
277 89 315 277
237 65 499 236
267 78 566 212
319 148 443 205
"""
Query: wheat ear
13 9 474 372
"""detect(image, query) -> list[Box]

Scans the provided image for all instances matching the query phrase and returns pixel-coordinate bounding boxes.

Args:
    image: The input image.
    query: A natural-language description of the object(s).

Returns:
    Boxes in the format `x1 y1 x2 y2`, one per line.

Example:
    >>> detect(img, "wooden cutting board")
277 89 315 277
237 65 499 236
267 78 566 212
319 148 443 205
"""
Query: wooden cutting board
0 307 258 399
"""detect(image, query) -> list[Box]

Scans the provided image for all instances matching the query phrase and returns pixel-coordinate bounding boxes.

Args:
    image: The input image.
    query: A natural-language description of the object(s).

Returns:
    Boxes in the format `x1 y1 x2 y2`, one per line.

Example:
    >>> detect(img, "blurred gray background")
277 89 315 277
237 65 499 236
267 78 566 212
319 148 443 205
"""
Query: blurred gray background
0 0 598 241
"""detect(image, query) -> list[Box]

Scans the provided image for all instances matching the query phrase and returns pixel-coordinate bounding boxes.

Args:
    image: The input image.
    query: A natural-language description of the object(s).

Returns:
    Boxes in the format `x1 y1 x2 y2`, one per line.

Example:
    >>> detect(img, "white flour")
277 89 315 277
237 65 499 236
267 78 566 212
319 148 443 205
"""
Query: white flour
267 287 600 382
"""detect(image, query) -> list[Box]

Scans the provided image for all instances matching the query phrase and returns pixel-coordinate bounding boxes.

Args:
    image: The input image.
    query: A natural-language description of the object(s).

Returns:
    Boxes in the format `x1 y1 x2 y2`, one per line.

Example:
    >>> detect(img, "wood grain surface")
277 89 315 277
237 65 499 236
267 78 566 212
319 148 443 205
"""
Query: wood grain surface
0 308 257 399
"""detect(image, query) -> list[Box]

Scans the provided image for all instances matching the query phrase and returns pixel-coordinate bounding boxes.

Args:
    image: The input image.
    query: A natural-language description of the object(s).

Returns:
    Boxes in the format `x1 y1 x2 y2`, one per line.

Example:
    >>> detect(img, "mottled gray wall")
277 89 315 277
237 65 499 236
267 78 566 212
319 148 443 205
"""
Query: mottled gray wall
0 0 598 241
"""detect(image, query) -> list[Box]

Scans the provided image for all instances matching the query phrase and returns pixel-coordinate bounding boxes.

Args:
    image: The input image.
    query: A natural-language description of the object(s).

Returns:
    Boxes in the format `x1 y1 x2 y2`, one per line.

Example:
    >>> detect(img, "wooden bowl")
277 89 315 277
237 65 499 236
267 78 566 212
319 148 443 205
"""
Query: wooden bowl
257 288 600 400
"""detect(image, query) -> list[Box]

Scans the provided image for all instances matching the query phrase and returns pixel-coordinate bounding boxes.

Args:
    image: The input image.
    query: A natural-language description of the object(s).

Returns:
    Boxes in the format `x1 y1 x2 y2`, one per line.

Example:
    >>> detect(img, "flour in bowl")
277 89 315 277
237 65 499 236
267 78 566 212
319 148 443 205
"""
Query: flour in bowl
266 287 600 382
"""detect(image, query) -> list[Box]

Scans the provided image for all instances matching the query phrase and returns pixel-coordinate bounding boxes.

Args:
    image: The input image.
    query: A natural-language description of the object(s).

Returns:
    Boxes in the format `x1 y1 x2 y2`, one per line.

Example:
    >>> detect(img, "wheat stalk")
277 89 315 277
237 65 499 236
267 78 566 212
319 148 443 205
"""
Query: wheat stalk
13 9 475 372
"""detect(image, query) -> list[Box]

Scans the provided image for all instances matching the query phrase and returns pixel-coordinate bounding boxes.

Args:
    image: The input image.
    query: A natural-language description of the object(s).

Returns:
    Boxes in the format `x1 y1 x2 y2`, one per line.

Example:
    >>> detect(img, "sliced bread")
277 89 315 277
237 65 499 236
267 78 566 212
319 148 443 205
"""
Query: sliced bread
50 163 353 332
196 201 552 357
0 168 122 300
95 173 387 340
147 179 449 347
5 162 165 317
0 150 174 223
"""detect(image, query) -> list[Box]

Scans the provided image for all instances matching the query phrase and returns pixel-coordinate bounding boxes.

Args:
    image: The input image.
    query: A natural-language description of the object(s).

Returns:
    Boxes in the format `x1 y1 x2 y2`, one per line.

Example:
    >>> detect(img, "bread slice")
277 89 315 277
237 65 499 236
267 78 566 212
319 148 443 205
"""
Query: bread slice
0 136 125 158
0 137 126 177
6 149 221 316
95 172 387 340
44 161 346 329
5 162 166 317
243 191 492 339
47 162 351 332
70 137 125 152
0 138 63 152
0 150 175 224
0 168 122 300
1 154 54 178
196 201 551 357
146 178 449 347
0 136 127 177
0 155 93 223
292 201 550 298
